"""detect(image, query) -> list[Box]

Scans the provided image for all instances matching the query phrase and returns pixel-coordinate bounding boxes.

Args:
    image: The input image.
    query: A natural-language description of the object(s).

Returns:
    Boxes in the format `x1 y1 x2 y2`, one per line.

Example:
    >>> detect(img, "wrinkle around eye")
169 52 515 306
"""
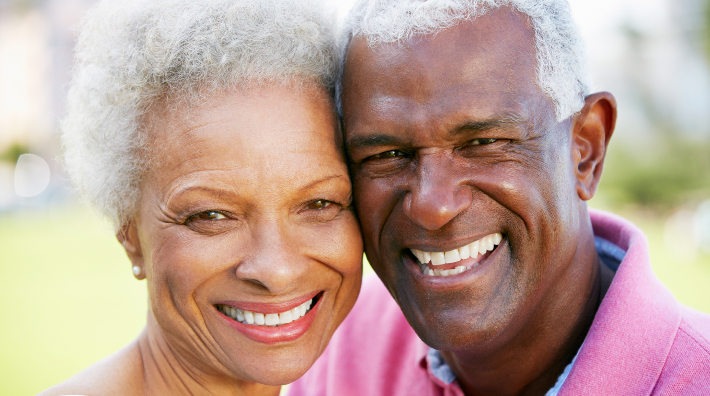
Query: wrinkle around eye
457 138 511 158
356 156 411 179
184 210 241 235
299 199 349 224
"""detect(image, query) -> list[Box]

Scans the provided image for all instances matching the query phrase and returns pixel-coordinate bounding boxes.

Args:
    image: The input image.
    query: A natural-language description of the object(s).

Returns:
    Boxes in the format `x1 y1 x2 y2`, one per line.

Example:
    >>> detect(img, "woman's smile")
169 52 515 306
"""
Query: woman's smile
215 291 324 344
133 85 363 385
49 0 361 394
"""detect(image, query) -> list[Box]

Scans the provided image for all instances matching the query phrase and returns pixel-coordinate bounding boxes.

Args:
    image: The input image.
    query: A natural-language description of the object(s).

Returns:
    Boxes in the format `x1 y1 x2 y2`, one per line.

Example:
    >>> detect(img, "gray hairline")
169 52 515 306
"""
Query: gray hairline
335 0 592 123
61 0 340 231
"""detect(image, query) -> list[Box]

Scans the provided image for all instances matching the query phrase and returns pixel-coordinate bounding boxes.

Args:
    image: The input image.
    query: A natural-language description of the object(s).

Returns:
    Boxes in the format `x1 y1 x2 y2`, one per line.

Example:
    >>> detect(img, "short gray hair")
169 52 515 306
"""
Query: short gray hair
339 0 591 121
62 0 339 230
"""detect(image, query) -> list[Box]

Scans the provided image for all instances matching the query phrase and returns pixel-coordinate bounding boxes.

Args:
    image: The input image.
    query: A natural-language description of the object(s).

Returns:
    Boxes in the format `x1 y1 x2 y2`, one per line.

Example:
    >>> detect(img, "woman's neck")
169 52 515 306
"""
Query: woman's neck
136 313 281 396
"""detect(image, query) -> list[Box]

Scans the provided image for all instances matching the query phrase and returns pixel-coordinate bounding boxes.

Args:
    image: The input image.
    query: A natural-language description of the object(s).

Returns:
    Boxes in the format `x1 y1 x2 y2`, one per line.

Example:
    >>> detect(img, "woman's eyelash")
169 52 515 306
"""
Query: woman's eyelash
185 210 227 223
308 200 332 210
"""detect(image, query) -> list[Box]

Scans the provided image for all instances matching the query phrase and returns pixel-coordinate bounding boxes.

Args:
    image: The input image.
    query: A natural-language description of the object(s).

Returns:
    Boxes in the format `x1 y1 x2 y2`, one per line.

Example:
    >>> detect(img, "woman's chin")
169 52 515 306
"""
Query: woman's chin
247 363 314 387
220 344 322 387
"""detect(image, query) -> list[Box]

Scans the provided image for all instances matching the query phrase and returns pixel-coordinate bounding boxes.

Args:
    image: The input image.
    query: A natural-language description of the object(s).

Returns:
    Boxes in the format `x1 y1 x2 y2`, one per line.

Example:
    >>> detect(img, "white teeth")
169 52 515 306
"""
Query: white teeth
470 240 480 257
430 252 445 265
444 249 460 263
459 244 470 260
422 251 431 264
244 310 255 325
279 311 293 324
219 297 314 327
265 313 279 326
410 233 504 276
254 312 265 325
485 236 495 251
413 250 425 264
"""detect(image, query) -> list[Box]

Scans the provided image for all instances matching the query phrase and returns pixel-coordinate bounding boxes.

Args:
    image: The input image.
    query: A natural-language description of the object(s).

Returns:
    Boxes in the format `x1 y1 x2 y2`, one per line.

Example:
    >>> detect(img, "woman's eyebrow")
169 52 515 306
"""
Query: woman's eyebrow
298 173 349 191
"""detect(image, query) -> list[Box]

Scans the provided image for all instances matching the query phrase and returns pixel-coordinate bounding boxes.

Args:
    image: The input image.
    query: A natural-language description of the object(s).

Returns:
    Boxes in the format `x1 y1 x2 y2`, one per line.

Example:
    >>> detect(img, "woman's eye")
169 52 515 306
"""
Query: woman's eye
307 200 333 210
470 138 498 145
191 211 226 221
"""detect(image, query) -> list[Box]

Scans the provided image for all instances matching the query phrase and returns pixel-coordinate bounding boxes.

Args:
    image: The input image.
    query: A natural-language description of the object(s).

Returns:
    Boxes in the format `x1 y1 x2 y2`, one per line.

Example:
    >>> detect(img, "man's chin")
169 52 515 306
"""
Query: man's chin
402 303 509 352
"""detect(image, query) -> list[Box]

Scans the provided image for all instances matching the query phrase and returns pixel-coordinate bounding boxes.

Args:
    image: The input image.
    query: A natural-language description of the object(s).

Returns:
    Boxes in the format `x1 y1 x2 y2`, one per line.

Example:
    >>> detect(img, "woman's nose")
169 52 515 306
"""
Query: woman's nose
402 153 473 231
235 222 309 294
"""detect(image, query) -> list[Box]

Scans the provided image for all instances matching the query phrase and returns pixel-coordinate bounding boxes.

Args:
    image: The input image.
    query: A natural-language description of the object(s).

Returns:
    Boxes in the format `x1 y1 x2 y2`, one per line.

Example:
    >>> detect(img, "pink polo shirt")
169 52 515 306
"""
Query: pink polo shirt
289 210 710 395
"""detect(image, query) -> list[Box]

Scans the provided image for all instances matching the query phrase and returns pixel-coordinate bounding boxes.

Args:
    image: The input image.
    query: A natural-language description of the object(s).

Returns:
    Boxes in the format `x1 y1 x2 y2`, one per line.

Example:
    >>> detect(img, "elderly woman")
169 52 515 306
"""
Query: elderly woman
41 0 362 395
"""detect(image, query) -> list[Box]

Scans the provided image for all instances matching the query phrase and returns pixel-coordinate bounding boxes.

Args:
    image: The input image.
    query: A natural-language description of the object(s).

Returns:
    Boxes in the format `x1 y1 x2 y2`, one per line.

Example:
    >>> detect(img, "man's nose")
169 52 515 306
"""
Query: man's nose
235 221 309 294
403 153 472 231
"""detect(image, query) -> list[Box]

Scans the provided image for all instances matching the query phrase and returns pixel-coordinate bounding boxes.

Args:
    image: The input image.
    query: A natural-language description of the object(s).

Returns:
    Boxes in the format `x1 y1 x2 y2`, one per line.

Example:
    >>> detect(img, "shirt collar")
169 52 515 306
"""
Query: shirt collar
420 236 626 389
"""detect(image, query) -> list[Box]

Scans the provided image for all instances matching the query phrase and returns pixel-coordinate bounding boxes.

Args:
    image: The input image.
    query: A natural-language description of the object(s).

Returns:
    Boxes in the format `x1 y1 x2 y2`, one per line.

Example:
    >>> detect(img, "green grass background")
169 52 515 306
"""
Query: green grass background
1 202 708 395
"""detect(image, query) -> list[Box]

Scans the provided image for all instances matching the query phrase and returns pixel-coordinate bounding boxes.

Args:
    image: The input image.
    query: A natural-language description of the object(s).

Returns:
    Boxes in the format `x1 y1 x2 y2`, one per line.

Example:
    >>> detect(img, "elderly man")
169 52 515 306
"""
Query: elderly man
290 0 710 395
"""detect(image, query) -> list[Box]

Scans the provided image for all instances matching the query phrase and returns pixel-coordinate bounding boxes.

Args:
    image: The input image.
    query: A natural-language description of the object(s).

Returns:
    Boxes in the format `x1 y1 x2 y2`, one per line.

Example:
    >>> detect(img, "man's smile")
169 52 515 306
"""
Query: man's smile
409 232 504 276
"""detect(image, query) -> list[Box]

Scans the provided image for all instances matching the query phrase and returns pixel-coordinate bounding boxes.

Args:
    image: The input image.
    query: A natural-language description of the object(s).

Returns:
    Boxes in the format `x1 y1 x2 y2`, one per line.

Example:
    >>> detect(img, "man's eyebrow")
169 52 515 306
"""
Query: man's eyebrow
450 115 527 136
346 115 527 151
346 134 408 151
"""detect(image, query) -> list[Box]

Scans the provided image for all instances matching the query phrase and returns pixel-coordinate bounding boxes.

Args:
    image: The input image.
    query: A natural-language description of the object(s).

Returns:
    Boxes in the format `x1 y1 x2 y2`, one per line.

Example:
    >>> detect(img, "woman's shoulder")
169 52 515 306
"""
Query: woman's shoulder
37 340 144 396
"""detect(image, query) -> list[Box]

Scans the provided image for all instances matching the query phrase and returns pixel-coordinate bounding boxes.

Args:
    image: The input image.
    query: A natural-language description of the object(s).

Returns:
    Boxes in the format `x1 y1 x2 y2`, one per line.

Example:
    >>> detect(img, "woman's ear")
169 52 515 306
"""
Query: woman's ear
571 92 617 201
117 221 145 280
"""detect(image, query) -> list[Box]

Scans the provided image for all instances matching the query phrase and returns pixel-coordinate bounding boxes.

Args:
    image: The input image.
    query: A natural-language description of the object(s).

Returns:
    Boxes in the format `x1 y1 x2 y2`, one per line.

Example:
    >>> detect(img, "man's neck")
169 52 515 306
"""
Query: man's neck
137 314 281 396
440 230 613 396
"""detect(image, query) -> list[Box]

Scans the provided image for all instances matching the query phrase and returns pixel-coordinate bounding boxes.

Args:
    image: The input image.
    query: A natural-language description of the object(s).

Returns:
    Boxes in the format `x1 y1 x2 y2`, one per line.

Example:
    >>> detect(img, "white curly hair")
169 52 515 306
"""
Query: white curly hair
62 0 339 230
339 0 592 122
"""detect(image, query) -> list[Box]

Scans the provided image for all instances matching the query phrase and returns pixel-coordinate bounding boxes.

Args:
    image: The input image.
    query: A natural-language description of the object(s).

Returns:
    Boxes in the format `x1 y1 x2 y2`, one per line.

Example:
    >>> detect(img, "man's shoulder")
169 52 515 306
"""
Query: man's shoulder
652 306 710 393
677 305 710 352
289 275 431 396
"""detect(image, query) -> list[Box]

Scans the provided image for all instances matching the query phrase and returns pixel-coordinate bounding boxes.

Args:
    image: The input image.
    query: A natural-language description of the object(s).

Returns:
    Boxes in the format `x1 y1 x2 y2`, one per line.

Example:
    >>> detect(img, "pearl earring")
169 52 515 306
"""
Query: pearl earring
132 266 141 276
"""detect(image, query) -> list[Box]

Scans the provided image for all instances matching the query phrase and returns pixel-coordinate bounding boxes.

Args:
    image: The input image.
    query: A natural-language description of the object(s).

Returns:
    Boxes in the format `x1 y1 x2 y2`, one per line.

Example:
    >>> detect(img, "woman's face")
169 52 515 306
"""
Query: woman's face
124 85 363 384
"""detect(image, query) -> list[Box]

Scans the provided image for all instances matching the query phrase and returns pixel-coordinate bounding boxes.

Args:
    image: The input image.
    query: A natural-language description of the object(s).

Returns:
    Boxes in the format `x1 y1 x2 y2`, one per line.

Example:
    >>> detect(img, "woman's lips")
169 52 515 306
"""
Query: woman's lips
217 290 319 314
216 292 323 344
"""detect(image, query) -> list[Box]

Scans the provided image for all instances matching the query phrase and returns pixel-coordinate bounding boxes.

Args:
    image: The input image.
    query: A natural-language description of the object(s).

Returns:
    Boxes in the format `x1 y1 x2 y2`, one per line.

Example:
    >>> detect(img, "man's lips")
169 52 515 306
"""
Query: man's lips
409 232 504 276
216 292 324 344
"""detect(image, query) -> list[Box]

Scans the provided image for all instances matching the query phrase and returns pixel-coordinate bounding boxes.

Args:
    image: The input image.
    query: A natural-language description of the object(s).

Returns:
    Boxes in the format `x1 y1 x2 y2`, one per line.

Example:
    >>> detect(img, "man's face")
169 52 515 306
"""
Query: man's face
343 9 585 351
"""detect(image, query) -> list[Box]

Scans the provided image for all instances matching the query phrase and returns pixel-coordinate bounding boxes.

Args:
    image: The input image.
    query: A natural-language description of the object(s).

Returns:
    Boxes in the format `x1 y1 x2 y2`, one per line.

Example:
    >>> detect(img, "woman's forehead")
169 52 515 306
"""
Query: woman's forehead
142 86 345 193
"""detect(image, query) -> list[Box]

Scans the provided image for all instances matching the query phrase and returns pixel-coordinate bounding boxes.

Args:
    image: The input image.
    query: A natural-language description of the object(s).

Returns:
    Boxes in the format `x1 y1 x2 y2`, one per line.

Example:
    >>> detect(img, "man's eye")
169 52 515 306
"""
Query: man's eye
470 138 498 145
190 211 226 221
372 150 406 158
307 200 333 210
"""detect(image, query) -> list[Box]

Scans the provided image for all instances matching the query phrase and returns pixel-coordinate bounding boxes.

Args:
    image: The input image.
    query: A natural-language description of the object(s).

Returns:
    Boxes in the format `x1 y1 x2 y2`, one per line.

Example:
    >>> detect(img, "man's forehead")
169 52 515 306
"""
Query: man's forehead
347 8 536 77
342 7 549 126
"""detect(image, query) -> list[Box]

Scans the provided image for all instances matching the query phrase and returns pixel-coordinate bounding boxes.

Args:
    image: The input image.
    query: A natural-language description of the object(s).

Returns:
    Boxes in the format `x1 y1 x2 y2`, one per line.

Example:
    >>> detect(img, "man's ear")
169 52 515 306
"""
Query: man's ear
117 220 145 279
571 92 617 201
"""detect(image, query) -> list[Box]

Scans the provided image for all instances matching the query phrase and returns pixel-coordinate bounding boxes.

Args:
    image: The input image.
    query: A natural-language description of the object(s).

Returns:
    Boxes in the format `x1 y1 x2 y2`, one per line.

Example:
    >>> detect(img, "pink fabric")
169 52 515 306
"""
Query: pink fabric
289 210 710 395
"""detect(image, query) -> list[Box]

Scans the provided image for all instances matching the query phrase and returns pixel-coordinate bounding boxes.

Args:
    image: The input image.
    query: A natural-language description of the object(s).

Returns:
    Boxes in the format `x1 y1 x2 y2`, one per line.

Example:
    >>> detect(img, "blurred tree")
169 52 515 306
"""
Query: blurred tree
599 137 710 210
0 141 29 165
596 5 710 211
